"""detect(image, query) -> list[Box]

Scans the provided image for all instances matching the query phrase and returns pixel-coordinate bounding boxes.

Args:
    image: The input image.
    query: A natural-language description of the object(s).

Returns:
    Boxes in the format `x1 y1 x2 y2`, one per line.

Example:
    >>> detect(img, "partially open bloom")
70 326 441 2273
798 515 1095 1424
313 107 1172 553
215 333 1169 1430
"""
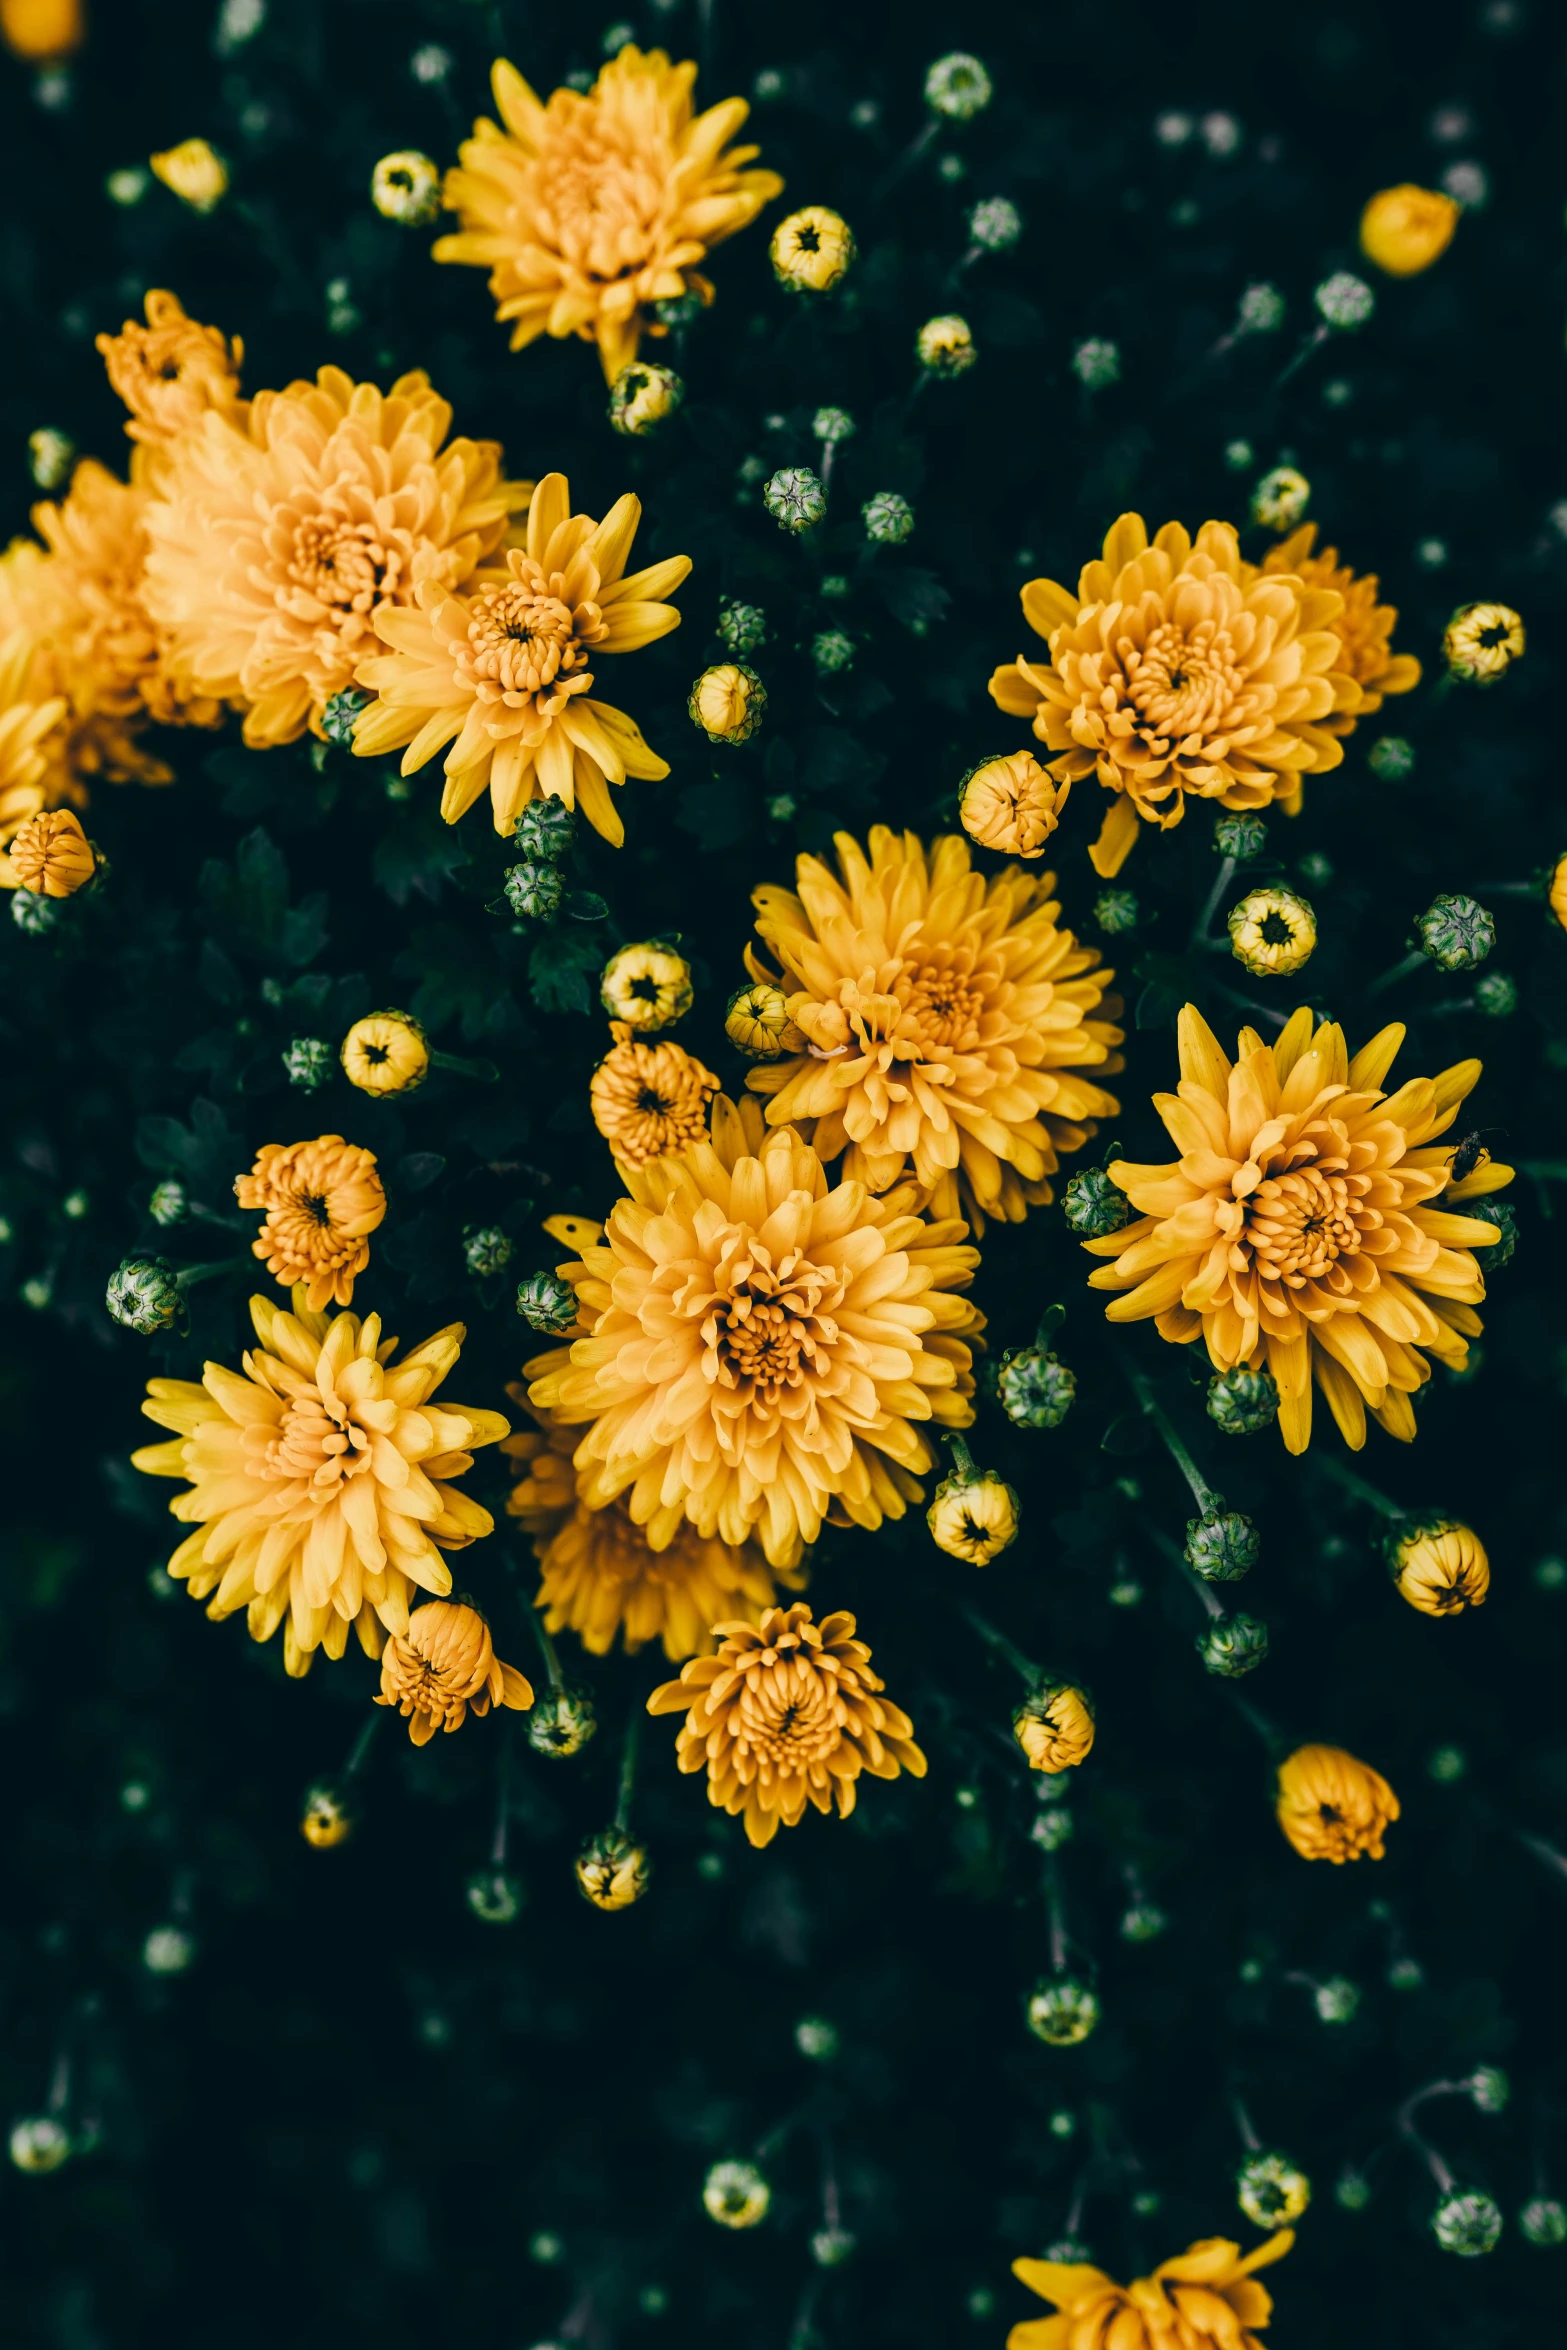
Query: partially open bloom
1360 184 1460 276
142 366 530 748
1237 2154 1311 2228
1014 1684 1095 1772
1250 467 1310 533
1008 2231 1294 2350
234 1135 387 1309
1275 1743 1399 1861
371 150 442 226
341 1009 429 1095
1084 1005 1511 1451
724 982 804 1059
0 627 68 844
150 138 229 213
704 2160 771 2227
437 47 783 382
601 939 693 1029
132 1290 509 1675
648 1602 926 1846
1550 852 1567 938
927 1454 1019 1564
0 0 81 58
771 205 854 293
608 361 683 437
376 1598 533 1743
746 829 1123 1231
958 749 1069 859
689 661 764 743
96 290 244 448
990 514 1354 876
527 1097 981 1571
1228 884 1316 975
1444 602 1524 683
576 1826 651 1909
1388 1517 1490 1616
1253 525 1420 738
916 315 976 376
590 1028 720 1169
3 806 92 896
351 472 685 842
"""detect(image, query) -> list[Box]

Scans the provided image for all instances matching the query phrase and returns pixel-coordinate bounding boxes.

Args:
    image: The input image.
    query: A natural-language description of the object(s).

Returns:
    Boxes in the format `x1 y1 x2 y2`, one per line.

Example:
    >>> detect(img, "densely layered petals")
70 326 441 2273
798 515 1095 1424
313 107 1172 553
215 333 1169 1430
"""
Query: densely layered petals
234 1136 387 1310
1275 1744 1399 1862
0 624 69 845
1254 523 1420 735
1084 1003 1510 1453
1009 2230 1294 2350
376 1599 533 1744
96 288 245 448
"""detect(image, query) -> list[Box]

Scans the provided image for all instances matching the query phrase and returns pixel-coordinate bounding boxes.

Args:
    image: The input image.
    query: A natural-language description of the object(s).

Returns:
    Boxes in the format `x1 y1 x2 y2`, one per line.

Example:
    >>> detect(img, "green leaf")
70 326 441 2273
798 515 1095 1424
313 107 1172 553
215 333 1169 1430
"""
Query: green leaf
528 930 601 1015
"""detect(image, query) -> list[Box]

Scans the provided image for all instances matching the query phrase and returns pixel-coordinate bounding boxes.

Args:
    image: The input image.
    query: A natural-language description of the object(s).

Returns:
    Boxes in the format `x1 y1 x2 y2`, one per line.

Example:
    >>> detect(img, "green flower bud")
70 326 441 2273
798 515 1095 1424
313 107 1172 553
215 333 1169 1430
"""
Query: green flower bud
925 52 992 120
1030 1804 1074 1852
516 1271 579 1335
1119 1901 1167 1944
1315 270 1375 329
652 290 705 329
1194 1611 1269 1677
1469 2065 1509 2114
504 860 564 922
370 149 441 225
143 1924 196 1975
811 629 854 675
1310 1974 1360 2023
11 889 59 935
147 1179 188 1228
1416 892 1494 972
1335 2166 1372 2212
1368 735 1415 780
283 1036 333 1090
576 1825 652 1911
811 2225 856 2268
763 467 826 533
320 688 368 748
106 1255 183 1336
608 361 684 436
794 2016 839 2060
1236 282 1286 334
463 1227 513 1279
1297 849 1333 887
1025 1974 1100 2047
527 1682 598 1758
1519 2197 1567 2247
1206 1363 1279 1435
1474 969 1516 1018
703 2159 771 2229
1430 2188 1503 2257
812 405 855 444
1251 465 1311 531
1472 1201 1517 1273
1185 1508 1260 1582
1236 2152 1311 2228
1092 889 1139 935
465 1868 524 1924
968 195 1021 250
862 491 914 544
996 1345 1076 1430
28 428 75 491
716 599 767 656
1072 337 1120 390
514 798 576 862
9 2117 71 2174
1062 1166 1129 1238
1213 811 1268 861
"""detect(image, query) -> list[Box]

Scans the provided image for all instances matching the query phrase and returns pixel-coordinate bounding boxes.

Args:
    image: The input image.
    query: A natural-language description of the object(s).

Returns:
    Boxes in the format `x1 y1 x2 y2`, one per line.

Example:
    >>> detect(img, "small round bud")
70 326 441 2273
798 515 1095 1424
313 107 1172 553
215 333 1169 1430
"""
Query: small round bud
1519 2198 1567 2248
1430 2188 1503 2257
1025 1974 1100 2047
703 2159 770 2229
1469 2065 1509 2114
958 749 1068 859
997 1345 1076 1431
1013 1683 1095 1772
1092 889 1139 935
1368 735 1415 780
1416 893 1494 972
28 428 74 490
529 2228 565 2263
925 52 992 120
7 807 97 898
1297 850 1333 887
465 1868 524 1924
770 207 855 294
1360 184 1460 277
1335 2166 1373 2212
917 315 977 376
1310 1974 1360 2023
1195 1611 1269 1678
9 2117 71 2175
1443 602 1524 683
1071 338 1120 390
576 1826 652 1911
370 149 441 225
1119 1901 1167 1944
143 1924 196 1975
1388 1956 1425 1991
11 888 59 935
1213 812 1268 861
1387 1516 1489 1616
812 405 855 445
763 467 826 534
1474 970 1516 1018
652 289 705 329
147 1179 188 1228
862 491 914 544
724 983 802 1059
513 798 576 862
1228 884 1316 976
515 1271 579 1336
504 860 564 921
928 1461 1020 1565
716 599 766 657
527 1682 598 1759
300 1779 354 1848
811 2225 855 2267
320 688 369 748
1185 1508 1260 1582
794 2016 839 2061
1236 2152 1311 2228
608 361 683 437
106 1255 182 1336
463 1227 513 1280
1206 1363 1279 1436
1314 270 1375 329
340 1009 428 1096
811 630 854 677
1250 466 1311 533
1031 1805 1075 1851
1236 282 1286 335
1062 1165 1129 1239
1474 1201 1517 1273
968 195 1021 250
283 1035 333 1090
601 940 693 1029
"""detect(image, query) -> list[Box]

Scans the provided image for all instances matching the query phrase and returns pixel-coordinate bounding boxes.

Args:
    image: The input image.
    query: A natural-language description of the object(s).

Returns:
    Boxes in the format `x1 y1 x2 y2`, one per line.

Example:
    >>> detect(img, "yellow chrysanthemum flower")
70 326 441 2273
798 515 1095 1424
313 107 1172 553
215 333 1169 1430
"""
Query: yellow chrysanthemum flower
1275 1744 1398 1862
131 1289 509 1676
351 472 687 843
0 0 80 60
1083 1004 1512 1453
590 1029 720 1170
1255 524 1420 758
0 628 68 847
96 288 245 449
1008 2231 1294 2350
376 1599 533 1744
234 1136 387 1310
436 46 784 384
140 366 531 749
989 513 1356 876
526 1096 982 1572
2 806 94 896
745 828 1123 1232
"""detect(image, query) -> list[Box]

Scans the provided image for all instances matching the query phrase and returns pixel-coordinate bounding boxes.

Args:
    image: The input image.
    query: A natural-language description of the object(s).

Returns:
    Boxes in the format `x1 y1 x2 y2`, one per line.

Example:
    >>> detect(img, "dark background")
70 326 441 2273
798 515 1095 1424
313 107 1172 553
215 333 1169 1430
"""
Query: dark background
2 0 1566 2342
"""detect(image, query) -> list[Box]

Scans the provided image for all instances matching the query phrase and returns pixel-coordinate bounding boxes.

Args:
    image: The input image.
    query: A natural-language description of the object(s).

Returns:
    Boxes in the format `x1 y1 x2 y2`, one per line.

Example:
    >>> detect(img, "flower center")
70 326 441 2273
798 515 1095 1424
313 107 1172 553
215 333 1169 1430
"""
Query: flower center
1244 1165 1364 1284
1122 618 1243 739
539 115 666 279
901 961 986 1053
735 1644 842 1769
702 1242 840 1408
288 514 397 612
252 1383 373 1494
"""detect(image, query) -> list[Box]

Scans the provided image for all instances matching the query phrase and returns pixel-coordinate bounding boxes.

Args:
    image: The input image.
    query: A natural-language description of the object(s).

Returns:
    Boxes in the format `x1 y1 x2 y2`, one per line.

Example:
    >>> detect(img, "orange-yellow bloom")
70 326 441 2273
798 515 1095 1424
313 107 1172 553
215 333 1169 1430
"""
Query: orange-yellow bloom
989 513 1354 876
590 1028 720 1169
96 289 245 448
1360 184 1459 277
352 471 686 843
234 1135 387 1309
1084 1005 1510 1452
745 829 1122 1231
1255 524 1420 740
376 1599 533 1744
526 1096 982 1572
1008 2231 1294 2350
2 806 93 895
140 367 530 748
1275 1743 1399 1862
0 628 68 847
131 1290 508 1675
647 1602 926 1847
0 0 80 58
436 46 784 383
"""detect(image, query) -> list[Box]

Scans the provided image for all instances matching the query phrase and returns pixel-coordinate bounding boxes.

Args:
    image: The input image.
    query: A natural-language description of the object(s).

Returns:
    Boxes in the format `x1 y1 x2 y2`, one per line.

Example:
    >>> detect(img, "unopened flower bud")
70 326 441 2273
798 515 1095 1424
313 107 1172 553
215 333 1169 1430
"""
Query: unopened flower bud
608 361 683 437
1474 1201 1517 1273
505 859 563 921
1237 2152 1311 2228
9 2117 70 2174
300 1779 354 1848
513 798 575 862
925 52 992 120
1430 2188 1503 2257
1092 888 1139 935
463 1227 513 1279
1228 884 1316 975
1474 970 1516 1018
1185 1508 1260 1582
724 983 803 1059
968 195 1021 249
917 314 976 375
689 660 766 741
811 2224 856 2267
1213 812 1268 861
1195 1611 1269 1678
320 688 369 747
147 1179 187 1228
703 2159 770 2229
1119 1900 1167 1943
1336 2166 1373 2211
150 136 228 212
996 1343 1076 1430
106 1255 182 1335
27 427 74 489
1360 184 1459 277
1416 893 1494 972
283 1036 332 1090
1387 1516 1489 1616
1314 270 1374 329
770 206 855 294
1236 282 1286 335
1443 602 1524 683
527 1681 598 1758
763 466 826 532
794 2015 839 2060
1062 1166 1129 1239
1251 466 1311 531
1030 1805 1073 1852
812 404 855 445
370 149 441 225
928 1456 1019 1565
1013 1683 1095 1772
811 629 854 676
958 749 1068 859
1368 734 1416 780
465 1868 524 1924
515 1271 579 1336
1519 2197 1567 2247
340 1009 428 1095
1469 2065 1509 2113
1310 1974 1360 2023
716 599 766 656
143 1924 196 1974
1025 1974 1100 2047
862 491 914 543
1206 1362 1279 1436
576 1825 651 1911
1072 337 1120 390
601 940 693 1029
11 888 59 934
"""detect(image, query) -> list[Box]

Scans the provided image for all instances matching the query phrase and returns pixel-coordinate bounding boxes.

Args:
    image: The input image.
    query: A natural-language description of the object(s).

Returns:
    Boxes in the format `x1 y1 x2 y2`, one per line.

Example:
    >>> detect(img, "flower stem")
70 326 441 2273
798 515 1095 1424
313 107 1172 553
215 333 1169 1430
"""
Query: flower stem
491 1735 511 1868
1366 947 1428 998
428 1048 498 1082
1230 1692 1286 1759
1191 856 1236 947
1313 1453 1406 1521
175 1255 253 1293
1231 2096 1263 2154
959 1603 1041 1686
943 1432 977 1480
1396 2091 1458 2194
525 1599 565 1693
1044 1858 1068 1973
874 116 939 203
1274 321 1328 388
614 1706 640 1835
1150 1529 1224 1620
1126 1366 1218 1514
343 1711 380 1781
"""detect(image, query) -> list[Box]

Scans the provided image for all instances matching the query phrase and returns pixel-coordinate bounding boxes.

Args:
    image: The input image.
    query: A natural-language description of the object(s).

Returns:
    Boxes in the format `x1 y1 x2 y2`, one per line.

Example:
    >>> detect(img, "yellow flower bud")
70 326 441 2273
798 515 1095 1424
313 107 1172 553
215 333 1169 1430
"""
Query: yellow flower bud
609 361 683 436
150 137 229 214
958 750 1069 859
770 206 855 294
370 150 442 226
0 0 80 58
300 1780 355 1849
689 662 765 744
1276 1743 1399 1863
916 314 976 376
1359 184 1460 278
724 982 804 1059
1387 1518 1489 1617
5 808 95 897
340 1009 429 1096
1444 602 1525 683
576 1826 652 1911
1249 465 1310 532
600 941 693 1031
1550 851 1567 937
1013 1683 1095 1772
1227 885 1317 977
927 1454 1019 1566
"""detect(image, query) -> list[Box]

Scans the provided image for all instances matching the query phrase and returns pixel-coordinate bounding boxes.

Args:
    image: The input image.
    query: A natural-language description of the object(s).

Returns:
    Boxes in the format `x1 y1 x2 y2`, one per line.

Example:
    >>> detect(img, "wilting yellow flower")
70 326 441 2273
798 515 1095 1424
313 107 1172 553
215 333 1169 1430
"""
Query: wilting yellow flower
1013 1684 1095 1772
1360 184 1460 277
601 938 693 1029
3 806 93 896
150 138 229 213
1388 1517 1489 1616
989 513 1354 877
437 47 783 383
1275 1743 1399 1862
96 289 244 449
352 472 684 842
0 627 68 845
1254 525 1420 739
527 1096 982 1571
590 1029 720 1170
927 1457 1019 1565
746 828 1123 1231
1443 601 1524 684
1227 885 1316 976
0 0 81 58
647 1601 926 1847
132 1290 510 1676
234 1135 387 1309
141 366 529 749
689 661 764 743
770 205 854 293
1009 2232 1294 2350
341 1009 429 1095
375 1598 533 1744
958 749 1069 858
1084 1004 1511 1452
